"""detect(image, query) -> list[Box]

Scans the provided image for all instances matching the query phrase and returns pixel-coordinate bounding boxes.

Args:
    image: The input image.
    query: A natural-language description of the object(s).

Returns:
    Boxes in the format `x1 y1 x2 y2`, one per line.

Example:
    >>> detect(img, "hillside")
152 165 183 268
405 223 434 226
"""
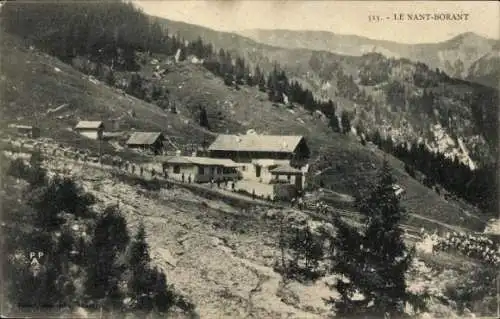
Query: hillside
157 18 499 168
466 51 500 88
1 5 499 318
0 28 490 233
3 146 496 318
0 30 213 154
239 29 500 88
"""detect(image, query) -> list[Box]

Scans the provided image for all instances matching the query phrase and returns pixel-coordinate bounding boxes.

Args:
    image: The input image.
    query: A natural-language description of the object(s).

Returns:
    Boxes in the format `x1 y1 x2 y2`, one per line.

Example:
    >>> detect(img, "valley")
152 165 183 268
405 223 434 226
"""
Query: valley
0 2 499 318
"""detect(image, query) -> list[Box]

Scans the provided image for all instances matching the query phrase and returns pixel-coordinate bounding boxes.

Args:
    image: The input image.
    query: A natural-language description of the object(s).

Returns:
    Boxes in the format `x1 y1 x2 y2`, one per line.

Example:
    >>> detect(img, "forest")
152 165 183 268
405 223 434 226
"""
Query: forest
365 130 497 213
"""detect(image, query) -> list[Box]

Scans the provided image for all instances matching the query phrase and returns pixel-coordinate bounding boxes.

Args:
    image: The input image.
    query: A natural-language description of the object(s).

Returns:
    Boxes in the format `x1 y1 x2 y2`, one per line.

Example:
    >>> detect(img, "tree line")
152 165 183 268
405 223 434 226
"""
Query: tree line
2 151 195 315
0 0 348 135
364 130 497 213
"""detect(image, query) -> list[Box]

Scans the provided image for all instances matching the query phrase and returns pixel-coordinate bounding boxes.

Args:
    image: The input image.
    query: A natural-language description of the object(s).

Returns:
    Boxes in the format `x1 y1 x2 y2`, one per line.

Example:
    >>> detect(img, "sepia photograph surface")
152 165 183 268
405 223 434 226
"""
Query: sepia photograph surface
0 1 499 318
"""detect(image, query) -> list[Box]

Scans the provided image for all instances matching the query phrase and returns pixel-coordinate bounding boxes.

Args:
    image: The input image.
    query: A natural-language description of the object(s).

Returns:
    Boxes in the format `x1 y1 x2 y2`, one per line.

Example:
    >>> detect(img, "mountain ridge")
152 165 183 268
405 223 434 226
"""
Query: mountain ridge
237 28 500 88
238 28 498 46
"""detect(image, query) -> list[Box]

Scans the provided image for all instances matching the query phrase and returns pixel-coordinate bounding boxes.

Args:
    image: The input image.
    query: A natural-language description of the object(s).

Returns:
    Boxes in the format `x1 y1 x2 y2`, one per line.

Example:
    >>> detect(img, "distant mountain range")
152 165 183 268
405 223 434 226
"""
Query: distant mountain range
238 29 500 89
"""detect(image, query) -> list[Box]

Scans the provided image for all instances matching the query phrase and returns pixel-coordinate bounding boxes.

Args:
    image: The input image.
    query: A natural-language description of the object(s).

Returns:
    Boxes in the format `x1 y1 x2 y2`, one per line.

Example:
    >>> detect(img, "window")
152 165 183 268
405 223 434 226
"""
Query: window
211 167 215 175
173 165 180 174
198 166 204 175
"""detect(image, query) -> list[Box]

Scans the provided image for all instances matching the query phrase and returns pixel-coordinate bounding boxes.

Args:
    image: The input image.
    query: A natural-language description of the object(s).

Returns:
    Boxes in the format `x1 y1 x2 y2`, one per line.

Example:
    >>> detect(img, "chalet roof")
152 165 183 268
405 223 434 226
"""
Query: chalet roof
270 164 303 175
163 156 240 167
126 132 163 145
208 134 305 153
75 121 104 129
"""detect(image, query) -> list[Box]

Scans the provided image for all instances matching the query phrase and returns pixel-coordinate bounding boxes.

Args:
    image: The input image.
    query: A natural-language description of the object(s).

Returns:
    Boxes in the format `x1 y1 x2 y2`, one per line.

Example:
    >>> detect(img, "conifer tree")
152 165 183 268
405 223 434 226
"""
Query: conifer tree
128 222 153 309
341 111 351 134
199 106 209 129
85 206 130 305
259 74 266 91
329 161 423 317
106 69 116 86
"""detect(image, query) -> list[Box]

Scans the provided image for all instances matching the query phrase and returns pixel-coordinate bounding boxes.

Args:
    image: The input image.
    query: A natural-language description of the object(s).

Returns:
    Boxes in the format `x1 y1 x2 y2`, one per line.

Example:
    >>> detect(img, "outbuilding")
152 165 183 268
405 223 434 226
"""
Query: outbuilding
74 121 104 140
8 124 40 138
126 132 165 155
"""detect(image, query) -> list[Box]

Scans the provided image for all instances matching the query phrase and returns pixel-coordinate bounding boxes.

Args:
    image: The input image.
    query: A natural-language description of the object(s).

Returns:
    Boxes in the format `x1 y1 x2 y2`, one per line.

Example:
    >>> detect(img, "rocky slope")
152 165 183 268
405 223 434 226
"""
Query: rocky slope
3 143 495 318
466 51 500 88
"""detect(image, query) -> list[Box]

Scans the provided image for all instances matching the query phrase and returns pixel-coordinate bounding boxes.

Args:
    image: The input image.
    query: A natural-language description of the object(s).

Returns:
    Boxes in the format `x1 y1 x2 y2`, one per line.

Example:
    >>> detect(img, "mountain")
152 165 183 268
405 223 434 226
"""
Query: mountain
157 18 499 168
238 29 500 88
0 4 496 317
466 51 500 88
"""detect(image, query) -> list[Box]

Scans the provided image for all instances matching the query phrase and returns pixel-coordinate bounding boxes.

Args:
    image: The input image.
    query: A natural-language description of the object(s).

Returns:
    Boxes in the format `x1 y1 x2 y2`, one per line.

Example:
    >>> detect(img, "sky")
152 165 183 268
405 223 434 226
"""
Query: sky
134 1 499 44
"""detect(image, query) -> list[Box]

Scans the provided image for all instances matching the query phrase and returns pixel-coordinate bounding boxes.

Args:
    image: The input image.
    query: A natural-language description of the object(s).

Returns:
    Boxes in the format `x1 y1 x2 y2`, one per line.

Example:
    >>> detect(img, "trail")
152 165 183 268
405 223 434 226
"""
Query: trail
3 136 479 239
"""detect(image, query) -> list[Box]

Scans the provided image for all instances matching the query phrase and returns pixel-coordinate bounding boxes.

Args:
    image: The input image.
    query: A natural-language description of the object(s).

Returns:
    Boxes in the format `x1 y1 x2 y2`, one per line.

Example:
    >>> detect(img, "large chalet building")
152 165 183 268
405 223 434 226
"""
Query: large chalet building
207 133 310 199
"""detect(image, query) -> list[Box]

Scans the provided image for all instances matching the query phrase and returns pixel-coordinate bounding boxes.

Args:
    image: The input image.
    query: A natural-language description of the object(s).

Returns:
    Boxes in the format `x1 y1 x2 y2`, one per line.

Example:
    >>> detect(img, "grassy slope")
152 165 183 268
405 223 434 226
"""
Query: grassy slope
138 52 487 231
0 32 487 232
0 31 214 152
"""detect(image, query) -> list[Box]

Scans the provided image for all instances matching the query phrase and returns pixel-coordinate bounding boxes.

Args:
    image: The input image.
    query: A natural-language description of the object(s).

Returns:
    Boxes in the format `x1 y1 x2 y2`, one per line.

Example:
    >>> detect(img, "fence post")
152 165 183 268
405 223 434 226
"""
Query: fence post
497 271 499 318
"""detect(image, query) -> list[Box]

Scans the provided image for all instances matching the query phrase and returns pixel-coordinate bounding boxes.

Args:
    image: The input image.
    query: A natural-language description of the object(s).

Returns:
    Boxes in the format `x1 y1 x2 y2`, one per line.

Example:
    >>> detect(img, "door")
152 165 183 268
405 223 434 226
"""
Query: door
295 175 303 191
255 165 261 178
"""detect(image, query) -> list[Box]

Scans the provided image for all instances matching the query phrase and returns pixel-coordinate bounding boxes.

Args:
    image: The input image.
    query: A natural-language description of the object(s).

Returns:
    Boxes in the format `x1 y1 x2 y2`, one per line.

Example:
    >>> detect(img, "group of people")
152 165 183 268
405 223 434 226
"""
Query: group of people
424 229 500 266
177 172 236 190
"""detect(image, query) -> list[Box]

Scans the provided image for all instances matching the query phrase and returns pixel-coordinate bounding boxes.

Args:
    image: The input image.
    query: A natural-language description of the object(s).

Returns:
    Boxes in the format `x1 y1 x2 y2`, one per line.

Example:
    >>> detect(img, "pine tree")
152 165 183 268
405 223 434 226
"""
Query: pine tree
199 106 209 129
85 206 130 305
128 222 153 309
341 111 351 134
329 161 423 317
217 48 226 76
106 69 116 86
256 67 266 92
234 57 245 85
27 149 47 187
127 73 144 99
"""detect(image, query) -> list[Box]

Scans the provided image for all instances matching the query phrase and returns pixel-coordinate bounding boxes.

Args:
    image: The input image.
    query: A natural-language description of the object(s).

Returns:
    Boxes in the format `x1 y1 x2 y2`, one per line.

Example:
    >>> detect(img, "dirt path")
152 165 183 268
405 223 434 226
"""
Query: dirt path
5 146 472 239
